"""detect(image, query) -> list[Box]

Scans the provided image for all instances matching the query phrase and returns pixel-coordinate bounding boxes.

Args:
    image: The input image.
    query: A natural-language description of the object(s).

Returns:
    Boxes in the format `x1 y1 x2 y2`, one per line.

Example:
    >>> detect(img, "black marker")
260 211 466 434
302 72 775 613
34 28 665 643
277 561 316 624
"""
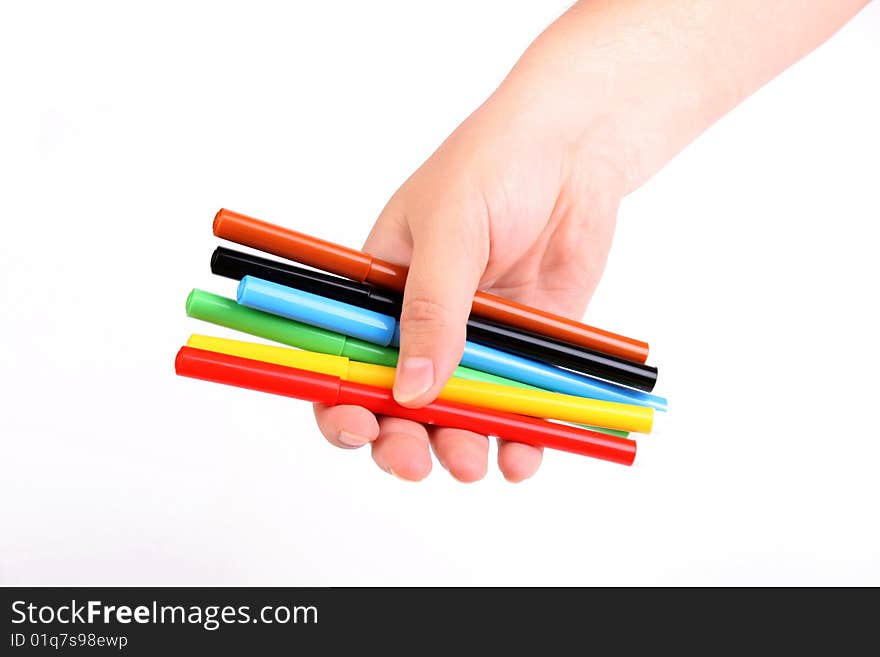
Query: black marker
210 246 658 391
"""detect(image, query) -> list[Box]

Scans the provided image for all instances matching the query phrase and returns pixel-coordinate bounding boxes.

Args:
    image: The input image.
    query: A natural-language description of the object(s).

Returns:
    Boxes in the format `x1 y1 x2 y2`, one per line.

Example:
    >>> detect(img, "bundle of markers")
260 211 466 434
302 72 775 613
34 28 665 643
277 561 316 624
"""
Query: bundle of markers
176 209 667 466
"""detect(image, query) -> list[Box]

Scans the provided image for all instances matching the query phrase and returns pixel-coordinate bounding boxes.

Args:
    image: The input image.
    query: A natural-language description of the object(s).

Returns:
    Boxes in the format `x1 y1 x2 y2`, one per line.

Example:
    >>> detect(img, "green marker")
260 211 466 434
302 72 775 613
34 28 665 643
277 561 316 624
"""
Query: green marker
185 289 629 438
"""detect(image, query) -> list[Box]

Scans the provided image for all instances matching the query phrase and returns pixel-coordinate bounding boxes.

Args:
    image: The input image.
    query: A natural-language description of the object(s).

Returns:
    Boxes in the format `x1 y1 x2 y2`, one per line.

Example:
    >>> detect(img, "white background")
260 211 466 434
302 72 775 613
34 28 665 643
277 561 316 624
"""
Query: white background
1 1 878 586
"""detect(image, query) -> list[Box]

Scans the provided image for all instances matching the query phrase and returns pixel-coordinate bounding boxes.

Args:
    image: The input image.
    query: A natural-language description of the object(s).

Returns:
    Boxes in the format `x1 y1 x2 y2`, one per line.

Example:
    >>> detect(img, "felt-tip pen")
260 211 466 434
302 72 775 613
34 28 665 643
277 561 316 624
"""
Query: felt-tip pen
184 289 631 437
212 208 650 363
211 246 658 391
175 346 637 465
235 277 668 412
185 334 653 433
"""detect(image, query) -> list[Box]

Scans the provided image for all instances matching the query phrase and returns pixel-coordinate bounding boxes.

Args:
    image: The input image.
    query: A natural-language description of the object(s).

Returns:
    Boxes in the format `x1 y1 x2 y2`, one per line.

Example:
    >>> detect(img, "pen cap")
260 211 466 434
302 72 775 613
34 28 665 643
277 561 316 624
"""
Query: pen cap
237 276 397 346
185 334 350 379
340 338 400 368
211 246 372 307
214 208 374 281
211 246 405 316
185 289 348 356
187 289 404 368
175 346 341 405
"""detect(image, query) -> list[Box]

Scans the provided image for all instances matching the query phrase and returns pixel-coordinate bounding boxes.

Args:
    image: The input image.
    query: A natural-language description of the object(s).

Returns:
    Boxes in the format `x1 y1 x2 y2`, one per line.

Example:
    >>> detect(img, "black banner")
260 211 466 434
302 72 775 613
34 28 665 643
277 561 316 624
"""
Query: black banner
0 587 874 654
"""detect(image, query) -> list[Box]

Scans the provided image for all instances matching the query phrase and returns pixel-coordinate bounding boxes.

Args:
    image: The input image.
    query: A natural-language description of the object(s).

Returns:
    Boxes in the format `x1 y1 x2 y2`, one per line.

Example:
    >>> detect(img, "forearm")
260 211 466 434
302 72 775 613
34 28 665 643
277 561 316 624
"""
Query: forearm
489 0 870 193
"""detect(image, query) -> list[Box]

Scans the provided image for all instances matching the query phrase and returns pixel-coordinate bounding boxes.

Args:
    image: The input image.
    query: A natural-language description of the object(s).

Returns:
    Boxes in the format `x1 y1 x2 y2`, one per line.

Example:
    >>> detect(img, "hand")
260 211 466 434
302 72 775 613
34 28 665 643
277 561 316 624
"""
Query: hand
313 79 627 481
312 0 868 482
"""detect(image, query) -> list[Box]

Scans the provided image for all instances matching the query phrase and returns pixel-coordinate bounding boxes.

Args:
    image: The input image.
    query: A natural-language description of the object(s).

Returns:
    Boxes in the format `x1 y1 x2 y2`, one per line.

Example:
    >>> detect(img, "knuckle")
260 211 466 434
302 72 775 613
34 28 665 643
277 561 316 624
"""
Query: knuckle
399 295 450 334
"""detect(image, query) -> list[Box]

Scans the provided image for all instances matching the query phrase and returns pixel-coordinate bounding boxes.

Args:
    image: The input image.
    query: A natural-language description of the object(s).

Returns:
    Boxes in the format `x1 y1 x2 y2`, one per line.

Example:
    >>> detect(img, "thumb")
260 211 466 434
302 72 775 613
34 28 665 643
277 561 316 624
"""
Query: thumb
392 211 489 407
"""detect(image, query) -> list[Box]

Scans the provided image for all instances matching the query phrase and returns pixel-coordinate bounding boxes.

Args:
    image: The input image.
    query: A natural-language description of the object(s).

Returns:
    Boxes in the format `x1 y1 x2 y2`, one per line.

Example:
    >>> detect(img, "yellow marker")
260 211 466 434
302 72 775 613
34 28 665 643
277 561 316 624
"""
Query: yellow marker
186 334 654 433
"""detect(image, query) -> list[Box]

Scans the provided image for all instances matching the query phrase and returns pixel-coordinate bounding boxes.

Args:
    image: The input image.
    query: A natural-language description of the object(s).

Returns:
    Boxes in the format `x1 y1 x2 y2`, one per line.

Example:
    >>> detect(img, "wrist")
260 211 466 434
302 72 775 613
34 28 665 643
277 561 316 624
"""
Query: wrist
493 0 870 195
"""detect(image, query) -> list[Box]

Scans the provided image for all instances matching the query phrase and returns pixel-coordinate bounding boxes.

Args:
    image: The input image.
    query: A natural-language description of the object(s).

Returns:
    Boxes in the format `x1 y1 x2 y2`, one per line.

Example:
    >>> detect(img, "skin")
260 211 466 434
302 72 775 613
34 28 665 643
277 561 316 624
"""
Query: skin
313 0 870 482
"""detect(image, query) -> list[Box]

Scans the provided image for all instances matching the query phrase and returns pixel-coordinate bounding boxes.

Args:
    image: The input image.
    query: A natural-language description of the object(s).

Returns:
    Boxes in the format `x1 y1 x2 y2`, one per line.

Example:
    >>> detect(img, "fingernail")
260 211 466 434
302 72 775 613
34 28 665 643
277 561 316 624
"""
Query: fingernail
387 467 412 482
338 430 369 448
393 357 434 404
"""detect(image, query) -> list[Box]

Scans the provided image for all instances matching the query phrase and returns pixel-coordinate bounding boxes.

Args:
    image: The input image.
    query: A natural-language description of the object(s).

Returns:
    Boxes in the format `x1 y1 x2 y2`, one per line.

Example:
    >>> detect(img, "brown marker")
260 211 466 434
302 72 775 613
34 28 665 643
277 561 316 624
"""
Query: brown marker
213 208 650 363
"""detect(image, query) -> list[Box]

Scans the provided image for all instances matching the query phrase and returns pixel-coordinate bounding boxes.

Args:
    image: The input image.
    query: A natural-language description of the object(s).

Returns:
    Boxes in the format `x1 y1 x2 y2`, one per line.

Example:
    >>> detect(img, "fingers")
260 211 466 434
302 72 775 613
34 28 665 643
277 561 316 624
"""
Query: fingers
363 194 490 409
313 403 380 449
314 400 542 482
314 402 434 482
392 210 489 407
497 440 544 483
429 427 489 483
371 416 433 481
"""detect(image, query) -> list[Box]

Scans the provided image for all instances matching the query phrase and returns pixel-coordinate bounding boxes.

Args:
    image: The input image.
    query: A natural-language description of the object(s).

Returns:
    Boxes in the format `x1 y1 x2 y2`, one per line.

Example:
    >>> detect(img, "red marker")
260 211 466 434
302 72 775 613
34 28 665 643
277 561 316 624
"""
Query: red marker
175 347 637 466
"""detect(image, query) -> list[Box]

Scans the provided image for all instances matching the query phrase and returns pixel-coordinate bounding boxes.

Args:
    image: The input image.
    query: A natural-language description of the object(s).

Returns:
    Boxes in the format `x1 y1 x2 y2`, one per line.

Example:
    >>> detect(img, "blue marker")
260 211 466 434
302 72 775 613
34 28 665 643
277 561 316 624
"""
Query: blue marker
237 276 397 346
389 326 667 412
238 276 667 411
